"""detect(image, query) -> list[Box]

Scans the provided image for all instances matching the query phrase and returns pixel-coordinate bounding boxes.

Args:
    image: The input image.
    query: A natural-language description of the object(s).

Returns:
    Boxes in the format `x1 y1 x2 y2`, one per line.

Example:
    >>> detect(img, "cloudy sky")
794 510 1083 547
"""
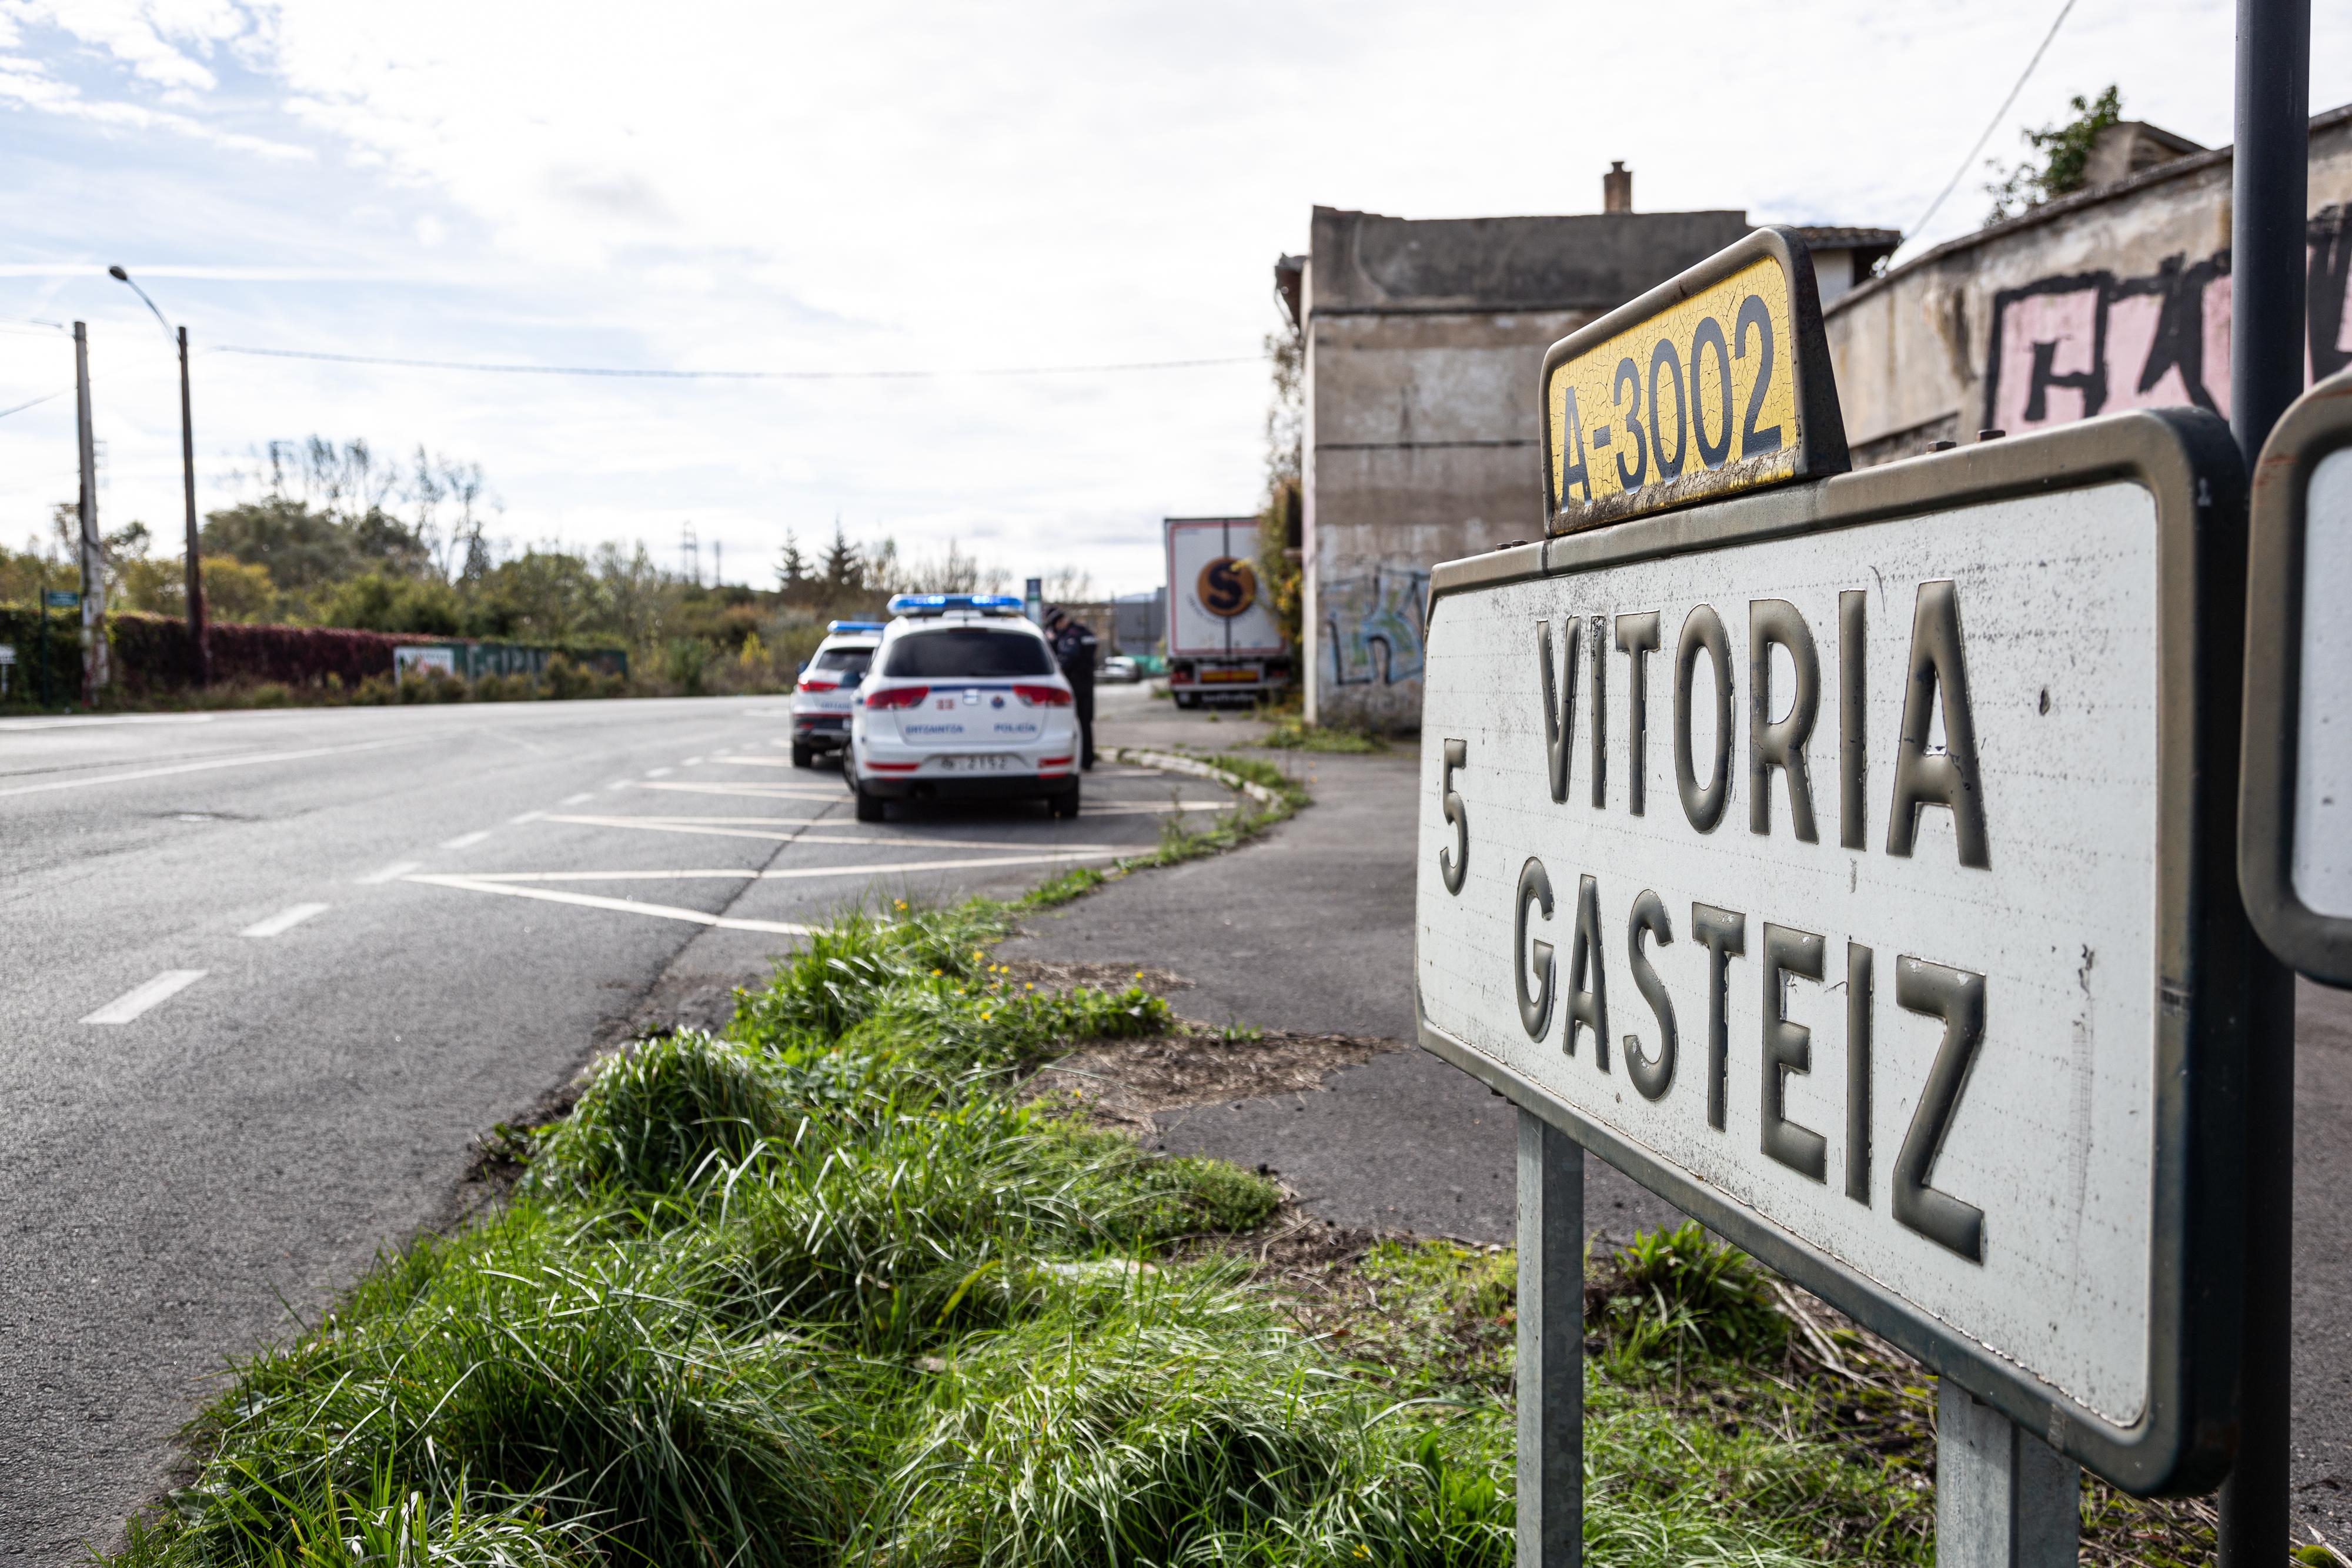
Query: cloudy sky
1 0 2345 598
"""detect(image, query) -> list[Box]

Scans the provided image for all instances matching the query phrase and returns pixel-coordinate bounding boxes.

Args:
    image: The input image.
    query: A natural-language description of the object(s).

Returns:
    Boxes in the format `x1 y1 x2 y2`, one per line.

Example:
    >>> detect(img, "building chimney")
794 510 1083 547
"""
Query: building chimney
1603 161 1632 213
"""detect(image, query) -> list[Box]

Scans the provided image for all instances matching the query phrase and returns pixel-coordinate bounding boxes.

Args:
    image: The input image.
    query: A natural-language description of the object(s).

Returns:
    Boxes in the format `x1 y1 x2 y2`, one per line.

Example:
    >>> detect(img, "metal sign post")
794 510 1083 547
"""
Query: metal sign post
1416 230 2258 1566
2222 0 2310 1559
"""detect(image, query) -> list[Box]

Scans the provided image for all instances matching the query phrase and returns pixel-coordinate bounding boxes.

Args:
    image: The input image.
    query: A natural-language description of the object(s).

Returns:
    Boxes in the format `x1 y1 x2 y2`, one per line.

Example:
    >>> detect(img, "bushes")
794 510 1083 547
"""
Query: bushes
105 611 433 693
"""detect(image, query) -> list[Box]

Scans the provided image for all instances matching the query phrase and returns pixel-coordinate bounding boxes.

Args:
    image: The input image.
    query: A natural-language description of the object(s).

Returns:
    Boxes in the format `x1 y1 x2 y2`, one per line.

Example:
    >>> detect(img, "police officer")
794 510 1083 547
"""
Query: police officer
1045 607 1098 770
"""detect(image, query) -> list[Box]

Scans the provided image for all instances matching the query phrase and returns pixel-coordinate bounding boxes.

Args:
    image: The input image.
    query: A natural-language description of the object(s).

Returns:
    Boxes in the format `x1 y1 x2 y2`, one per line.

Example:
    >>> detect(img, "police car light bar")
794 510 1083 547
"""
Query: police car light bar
885 593 1025 617
825 620 886 634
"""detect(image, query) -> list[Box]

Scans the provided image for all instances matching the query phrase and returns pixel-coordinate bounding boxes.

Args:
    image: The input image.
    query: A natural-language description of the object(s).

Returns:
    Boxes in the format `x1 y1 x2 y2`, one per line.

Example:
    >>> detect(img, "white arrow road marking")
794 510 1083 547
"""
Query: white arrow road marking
402 874 811 935
440 830 492 850
83 969 206 1024
241 902 329 938
447 849 1124 884
357 859 422 885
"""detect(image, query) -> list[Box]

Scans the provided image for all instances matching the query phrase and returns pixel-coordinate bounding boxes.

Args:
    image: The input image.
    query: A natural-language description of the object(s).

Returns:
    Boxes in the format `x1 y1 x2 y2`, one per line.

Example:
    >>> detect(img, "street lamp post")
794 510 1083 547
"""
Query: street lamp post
108 266 207 684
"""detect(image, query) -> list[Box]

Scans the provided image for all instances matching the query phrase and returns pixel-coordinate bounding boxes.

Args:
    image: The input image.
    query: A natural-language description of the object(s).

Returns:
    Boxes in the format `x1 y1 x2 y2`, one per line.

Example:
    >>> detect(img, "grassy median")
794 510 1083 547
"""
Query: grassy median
115 890 2214 1567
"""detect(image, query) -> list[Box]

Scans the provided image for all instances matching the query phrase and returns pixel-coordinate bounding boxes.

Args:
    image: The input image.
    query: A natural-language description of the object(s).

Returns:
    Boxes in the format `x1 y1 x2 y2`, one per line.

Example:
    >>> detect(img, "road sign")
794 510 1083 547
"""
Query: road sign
44 590 79 609
1416 410 2251 1495
2242 367 2352 987
1541 226 1849 537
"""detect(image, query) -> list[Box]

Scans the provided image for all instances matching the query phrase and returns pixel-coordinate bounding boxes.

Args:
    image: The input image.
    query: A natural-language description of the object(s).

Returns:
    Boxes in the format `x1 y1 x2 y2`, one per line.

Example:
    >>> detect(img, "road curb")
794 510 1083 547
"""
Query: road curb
1103 746 1281 809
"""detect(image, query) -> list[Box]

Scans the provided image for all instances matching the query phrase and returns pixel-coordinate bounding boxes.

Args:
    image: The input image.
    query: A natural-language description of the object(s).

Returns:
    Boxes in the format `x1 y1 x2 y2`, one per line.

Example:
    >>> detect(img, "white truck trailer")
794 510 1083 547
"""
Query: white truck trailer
1162 516 1291 707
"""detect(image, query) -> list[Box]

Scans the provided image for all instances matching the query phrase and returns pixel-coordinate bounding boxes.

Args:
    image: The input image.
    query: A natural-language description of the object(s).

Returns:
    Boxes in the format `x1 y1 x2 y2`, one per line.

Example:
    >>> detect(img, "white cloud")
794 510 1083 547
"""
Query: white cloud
2 0 2348 596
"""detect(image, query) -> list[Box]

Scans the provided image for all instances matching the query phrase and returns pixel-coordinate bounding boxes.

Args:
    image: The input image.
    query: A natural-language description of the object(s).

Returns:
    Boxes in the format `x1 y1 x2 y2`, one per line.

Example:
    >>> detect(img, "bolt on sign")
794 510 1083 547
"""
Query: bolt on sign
1419 232 2257 1496
1542 227 1850 537
2242 367 2352 988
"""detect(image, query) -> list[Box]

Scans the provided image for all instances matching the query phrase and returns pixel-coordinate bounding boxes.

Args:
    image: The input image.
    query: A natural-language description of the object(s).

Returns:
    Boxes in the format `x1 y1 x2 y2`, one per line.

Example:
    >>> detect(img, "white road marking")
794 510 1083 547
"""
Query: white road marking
1081 800 1234 815
241 902 329 938
560 791 596 805
632 781 846 801
0 737 413 799
403 874 811 935
606 780 632 791
0 713 215 733
357 860 422 885
455 849 1124 884
509 811 545 825
441 830 492 850
682 756 705 766
645 767 674 778
543 814 1120 852
82 969 206 1025
701 755 795 767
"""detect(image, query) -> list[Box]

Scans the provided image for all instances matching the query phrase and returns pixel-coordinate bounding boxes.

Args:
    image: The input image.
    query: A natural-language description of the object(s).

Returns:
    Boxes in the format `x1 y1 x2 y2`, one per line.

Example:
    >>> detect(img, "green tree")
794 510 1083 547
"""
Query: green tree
1985 85 2124 223
820 521 862 596
199 499 359 591
776 530 810 594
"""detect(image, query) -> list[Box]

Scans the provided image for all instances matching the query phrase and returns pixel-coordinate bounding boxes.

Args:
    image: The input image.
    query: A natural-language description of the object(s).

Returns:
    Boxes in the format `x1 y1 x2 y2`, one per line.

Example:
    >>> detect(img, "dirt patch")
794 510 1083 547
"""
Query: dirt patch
1024 1027 1402 1132
997 959 1191 997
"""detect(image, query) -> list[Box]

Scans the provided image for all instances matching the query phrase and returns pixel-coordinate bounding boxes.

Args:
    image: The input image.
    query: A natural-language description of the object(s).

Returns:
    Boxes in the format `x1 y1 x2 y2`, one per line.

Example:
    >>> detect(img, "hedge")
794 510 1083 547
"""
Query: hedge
0 604 89 706
106 612 435 693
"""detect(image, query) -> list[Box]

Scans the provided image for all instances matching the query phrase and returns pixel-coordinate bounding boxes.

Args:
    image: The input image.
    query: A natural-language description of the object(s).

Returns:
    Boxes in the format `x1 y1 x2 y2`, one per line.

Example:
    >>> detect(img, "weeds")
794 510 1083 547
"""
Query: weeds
1256 714 1387 754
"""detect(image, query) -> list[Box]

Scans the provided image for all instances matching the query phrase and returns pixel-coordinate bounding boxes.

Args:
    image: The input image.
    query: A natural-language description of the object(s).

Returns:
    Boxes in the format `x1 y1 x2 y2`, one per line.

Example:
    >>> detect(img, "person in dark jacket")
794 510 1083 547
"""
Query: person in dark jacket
1044 608 1098 770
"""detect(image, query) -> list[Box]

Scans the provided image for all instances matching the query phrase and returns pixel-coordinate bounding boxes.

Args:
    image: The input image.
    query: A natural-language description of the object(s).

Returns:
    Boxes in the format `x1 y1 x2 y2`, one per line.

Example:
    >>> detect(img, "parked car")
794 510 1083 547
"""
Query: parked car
790 621 883 767
843 594 1082 823
1100 654 1141 683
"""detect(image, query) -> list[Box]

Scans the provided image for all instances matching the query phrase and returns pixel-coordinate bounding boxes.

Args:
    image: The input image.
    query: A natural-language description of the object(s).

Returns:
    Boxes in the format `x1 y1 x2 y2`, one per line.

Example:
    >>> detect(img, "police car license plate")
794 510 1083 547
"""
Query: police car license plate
934 754 1018 773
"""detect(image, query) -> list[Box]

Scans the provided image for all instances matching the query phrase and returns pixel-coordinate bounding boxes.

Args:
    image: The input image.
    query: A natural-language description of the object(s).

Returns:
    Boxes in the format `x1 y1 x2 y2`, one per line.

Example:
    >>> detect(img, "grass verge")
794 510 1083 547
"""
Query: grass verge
112 830 2223 1566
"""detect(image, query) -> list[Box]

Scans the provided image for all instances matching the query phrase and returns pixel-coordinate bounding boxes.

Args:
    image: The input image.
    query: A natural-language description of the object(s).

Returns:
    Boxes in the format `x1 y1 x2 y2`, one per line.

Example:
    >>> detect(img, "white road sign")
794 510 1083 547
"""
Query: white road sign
2243 367 2352 986
1416 411 2249 1493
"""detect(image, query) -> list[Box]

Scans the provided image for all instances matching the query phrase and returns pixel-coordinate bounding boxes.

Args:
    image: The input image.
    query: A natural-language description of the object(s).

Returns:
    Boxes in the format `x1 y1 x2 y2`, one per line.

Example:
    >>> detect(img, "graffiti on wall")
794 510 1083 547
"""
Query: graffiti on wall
1324 564 1431 687
1984 206 2352 433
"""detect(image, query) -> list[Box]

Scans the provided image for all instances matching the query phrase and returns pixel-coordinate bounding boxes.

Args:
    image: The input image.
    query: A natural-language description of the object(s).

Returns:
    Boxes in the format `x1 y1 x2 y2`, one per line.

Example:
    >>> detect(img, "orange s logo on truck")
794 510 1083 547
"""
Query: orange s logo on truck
1197 557 1257 617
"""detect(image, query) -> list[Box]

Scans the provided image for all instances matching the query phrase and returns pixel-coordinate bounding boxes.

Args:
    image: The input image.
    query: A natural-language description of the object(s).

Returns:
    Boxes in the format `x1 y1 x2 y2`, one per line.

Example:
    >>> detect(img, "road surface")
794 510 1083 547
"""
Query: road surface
0 693 1244 1562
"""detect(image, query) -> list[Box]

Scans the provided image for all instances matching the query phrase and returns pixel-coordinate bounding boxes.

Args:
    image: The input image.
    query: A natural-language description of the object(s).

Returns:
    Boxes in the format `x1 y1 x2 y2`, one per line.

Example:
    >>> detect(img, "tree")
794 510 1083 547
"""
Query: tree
820 521 862 595
1985 85 2124 224
776 530 810 594
1255 320 1306 656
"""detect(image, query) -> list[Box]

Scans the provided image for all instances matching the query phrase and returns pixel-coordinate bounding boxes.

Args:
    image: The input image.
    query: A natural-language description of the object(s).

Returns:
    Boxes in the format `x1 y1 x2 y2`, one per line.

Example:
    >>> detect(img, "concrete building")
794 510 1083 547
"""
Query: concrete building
1825 105 2352 465
1293 175 1896 728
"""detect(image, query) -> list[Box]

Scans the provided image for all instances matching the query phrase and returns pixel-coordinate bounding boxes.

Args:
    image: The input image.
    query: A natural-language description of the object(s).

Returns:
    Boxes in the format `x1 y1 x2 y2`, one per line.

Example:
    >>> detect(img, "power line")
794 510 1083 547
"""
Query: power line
0 387 69 420
1897 0 2080 258
212 344 1262 380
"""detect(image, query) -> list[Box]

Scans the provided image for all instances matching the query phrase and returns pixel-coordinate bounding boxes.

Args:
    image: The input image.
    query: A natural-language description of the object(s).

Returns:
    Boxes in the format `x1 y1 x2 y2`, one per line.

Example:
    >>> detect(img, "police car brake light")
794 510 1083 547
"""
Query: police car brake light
886 593 1024 617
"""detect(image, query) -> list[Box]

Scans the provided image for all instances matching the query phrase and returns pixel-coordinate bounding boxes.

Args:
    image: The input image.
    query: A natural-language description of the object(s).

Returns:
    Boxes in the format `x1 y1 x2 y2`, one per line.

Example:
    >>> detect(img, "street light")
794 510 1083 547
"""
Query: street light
108 265 208 683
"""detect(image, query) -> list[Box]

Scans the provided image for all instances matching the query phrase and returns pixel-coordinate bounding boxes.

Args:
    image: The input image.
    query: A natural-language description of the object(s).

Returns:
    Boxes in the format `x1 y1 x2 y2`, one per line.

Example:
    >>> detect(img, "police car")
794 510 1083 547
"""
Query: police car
790 620 884 768
844 594 1081 823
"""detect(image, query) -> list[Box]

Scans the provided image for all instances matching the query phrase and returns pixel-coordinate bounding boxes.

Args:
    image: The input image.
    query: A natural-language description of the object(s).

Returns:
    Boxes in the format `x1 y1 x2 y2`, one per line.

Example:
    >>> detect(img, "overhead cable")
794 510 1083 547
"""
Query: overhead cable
212 345 1262 380
1897 0 2080 258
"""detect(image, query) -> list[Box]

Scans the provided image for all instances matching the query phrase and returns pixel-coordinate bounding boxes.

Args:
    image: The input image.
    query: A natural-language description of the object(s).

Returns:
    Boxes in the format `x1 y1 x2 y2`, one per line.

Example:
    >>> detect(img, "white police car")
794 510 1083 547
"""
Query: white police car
790 620 883 768
844 594 1081 823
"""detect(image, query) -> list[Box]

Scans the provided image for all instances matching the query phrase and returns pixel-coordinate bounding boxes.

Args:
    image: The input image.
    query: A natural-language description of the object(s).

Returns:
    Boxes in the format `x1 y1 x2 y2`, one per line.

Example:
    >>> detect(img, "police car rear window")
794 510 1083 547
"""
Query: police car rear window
883 628 1055 678
811 647 872 674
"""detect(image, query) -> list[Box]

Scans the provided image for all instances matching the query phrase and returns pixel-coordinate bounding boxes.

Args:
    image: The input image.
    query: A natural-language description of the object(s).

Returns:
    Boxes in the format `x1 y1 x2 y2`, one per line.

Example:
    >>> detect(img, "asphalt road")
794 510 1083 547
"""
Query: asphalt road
0 693 1242 1563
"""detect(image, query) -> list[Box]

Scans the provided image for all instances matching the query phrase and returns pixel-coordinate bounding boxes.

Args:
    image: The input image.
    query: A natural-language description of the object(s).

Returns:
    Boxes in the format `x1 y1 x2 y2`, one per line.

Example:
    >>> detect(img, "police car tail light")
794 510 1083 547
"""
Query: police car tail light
1013 684 1072 707
797 677 838 693
862 684 929 710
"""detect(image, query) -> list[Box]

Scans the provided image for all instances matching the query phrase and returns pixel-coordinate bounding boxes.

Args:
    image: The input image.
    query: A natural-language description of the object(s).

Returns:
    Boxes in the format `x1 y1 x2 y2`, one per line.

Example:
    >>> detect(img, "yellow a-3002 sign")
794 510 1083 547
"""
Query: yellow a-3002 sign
1541 227 1850 535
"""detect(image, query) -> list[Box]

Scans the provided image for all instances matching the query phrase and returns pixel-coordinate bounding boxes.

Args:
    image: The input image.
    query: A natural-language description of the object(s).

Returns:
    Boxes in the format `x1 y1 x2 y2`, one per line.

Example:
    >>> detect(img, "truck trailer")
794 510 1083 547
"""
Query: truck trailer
1162 516 1290 707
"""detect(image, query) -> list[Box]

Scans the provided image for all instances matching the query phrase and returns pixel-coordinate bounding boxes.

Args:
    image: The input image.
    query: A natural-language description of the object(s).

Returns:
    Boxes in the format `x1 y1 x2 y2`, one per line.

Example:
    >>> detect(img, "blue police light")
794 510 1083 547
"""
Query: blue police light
885 593 1025 617
825 620 886 634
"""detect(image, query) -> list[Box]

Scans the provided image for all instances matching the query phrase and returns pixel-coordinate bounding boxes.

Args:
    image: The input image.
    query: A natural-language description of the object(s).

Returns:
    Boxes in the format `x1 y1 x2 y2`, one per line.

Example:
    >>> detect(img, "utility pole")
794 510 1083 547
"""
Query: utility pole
111 266 208 683
713 539 723 589
176 325 207 682
2216 0 2308 1562
73 321 107 703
